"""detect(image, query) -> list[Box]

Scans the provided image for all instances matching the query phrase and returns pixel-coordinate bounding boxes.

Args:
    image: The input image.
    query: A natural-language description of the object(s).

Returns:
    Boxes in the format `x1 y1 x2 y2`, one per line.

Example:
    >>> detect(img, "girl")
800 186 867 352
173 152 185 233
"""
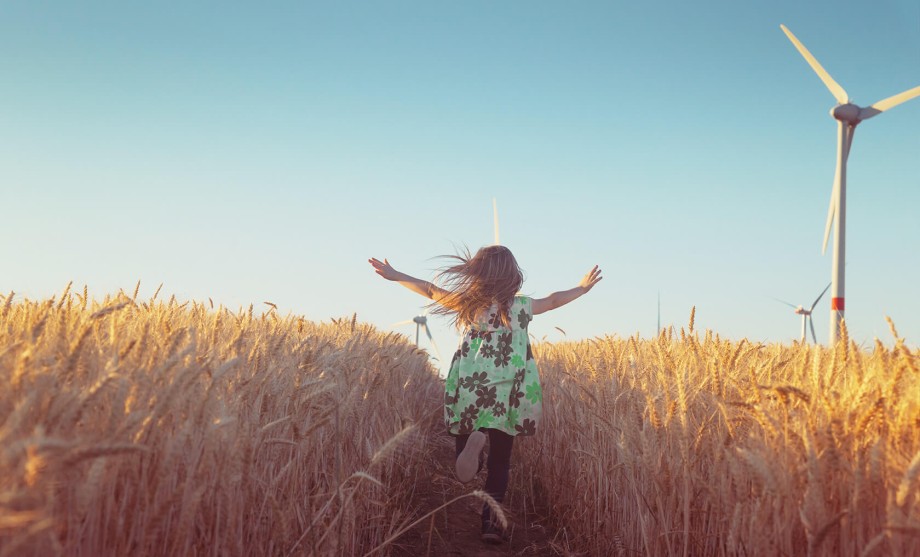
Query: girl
369 246 602 544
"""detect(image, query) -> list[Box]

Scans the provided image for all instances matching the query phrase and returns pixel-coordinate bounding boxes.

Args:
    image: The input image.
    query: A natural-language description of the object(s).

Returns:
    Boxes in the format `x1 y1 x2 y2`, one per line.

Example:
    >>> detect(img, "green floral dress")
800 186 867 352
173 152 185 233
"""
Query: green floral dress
444 296 542 437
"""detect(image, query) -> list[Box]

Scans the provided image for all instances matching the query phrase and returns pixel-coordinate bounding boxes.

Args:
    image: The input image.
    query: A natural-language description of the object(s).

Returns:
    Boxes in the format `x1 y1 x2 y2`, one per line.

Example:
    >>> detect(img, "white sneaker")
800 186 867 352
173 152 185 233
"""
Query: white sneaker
455 430 487 483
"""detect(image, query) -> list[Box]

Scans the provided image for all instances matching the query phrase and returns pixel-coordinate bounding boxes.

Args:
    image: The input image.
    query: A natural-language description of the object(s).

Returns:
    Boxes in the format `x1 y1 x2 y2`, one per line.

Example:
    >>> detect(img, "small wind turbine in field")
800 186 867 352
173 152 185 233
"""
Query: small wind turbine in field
780 24 920 344
773 283 832 344
392 197 498 365
393 310 443 362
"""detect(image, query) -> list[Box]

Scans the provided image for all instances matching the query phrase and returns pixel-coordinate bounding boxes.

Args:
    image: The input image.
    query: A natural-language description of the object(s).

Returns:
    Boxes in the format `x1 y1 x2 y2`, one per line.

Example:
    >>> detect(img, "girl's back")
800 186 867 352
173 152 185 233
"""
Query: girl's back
445 295 539 437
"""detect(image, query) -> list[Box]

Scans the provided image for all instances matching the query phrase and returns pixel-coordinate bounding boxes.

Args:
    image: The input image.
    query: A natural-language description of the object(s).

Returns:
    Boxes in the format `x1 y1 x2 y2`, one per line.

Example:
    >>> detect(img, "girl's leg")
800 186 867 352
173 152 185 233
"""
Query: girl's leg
453 433 469 458
480 428 514 529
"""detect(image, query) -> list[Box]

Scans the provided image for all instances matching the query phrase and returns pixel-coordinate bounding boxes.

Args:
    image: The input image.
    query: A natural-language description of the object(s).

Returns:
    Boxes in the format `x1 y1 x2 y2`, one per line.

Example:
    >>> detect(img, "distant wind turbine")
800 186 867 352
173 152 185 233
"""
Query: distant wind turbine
780 24 920 344
392 310 443 361
773 283 832 344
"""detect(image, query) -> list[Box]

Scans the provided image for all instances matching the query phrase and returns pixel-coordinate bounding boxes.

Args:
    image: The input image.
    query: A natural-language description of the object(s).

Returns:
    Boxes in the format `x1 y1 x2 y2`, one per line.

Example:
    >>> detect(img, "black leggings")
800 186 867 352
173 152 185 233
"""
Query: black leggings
454 428 514 527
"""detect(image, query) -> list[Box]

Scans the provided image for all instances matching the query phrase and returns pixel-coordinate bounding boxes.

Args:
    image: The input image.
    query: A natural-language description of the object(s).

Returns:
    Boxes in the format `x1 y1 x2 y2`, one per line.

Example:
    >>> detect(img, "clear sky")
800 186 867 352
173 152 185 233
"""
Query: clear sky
2 1 918 373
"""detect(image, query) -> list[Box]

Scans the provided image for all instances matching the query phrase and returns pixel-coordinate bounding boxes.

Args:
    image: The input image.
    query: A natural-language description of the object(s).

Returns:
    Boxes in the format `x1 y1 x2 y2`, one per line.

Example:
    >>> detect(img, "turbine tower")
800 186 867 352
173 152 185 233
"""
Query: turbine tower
492 197 500 245
780 24 920 344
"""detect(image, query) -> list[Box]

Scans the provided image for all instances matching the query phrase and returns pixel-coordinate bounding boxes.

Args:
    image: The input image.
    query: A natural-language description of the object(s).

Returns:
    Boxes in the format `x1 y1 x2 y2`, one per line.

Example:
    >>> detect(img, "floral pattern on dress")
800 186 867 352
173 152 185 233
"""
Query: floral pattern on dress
517 308 532 329
444 296 542 437
461 371 489 392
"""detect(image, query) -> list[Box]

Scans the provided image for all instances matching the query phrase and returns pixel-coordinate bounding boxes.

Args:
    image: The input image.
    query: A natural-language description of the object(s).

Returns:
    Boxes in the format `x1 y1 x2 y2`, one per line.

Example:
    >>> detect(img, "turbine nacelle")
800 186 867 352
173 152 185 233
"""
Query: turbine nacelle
413 315 427 325
793 306 808 315
830 103 861 124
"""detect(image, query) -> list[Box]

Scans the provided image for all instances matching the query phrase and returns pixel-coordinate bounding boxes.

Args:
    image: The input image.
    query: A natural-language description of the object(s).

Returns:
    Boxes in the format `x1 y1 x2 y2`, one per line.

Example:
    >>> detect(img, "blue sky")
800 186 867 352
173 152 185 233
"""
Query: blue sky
2 1 918 371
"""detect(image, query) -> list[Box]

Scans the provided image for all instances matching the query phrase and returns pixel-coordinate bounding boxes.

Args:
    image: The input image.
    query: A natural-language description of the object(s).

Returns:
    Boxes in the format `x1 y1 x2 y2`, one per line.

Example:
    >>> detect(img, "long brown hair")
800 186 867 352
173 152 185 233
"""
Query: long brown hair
428 245 524 329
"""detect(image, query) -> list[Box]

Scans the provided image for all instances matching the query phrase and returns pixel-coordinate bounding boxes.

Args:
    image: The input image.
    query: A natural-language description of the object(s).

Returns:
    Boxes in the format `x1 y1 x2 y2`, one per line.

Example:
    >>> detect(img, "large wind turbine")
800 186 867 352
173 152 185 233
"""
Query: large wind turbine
780 24 920 344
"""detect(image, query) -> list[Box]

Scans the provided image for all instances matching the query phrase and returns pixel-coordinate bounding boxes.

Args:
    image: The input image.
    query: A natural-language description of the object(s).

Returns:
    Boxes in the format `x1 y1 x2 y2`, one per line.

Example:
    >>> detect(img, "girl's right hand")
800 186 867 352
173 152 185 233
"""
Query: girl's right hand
369 258 401 281
578 265 603 292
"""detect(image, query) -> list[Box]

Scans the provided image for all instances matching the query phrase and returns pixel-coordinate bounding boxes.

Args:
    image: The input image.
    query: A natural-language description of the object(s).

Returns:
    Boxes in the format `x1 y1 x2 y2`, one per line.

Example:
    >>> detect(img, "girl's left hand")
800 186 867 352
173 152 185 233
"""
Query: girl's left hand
578 265 603 292
369 257 401 281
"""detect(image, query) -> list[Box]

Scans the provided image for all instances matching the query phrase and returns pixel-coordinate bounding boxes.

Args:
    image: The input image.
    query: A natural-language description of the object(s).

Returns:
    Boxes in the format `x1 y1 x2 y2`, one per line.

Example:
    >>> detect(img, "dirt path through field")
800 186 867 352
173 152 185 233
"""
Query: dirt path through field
390 430 572 557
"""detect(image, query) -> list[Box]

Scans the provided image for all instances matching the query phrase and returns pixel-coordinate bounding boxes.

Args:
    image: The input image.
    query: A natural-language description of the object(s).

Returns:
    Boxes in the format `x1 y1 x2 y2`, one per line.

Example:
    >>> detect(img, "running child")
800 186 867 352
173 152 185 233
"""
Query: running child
369 246 602 544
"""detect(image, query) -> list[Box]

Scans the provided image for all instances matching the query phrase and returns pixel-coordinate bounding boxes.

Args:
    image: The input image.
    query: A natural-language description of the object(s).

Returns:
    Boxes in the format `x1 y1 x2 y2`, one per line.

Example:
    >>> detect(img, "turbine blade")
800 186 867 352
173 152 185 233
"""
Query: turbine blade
823 123 846 254
771 297 799 310
810 282 832 311
780 24 849 104
809 317 817 344
860 85 920 120
492 197 500 245
424 323 443 361
390 320 414 328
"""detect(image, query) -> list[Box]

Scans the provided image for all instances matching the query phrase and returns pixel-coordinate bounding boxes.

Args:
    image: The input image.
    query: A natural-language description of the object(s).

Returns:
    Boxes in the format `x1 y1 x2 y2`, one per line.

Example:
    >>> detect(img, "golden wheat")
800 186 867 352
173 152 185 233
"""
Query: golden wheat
0 287 442 556
515 318 920 556
5 289 919 556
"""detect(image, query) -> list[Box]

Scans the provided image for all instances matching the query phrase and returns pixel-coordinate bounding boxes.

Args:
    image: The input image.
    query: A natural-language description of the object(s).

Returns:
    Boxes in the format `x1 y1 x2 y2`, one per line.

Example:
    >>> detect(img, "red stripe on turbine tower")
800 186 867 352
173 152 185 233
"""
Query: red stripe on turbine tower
831 297 844 311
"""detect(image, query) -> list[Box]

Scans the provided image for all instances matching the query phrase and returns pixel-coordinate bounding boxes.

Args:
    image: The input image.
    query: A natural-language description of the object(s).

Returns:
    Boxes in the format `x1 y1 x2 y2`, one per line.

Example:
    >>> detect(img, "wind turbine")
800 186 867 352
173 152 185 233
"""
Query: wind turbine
780 24 920 344
392 310 443 361
773 283 831 344
392 198 498 364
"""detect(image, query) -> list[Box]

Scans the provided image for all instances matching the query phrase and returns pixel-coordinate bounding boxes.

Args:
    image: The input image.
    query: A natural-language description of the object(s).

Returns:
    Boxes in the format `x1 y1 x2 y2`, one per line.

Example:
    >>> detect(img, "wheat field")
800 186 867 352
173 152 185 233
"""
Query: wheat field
2 289 918 556
0 285 444 556
514 311 920 556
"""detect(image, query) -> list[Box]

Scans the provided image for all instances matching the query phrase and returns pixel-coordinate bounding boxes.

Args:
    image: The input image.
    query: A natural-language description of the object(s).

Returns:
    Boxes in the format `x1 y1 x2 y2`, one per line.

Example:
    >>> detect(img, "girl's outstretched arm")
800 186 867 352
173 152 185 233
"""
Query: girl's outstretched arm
369 257 450 302
532 265 603 315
